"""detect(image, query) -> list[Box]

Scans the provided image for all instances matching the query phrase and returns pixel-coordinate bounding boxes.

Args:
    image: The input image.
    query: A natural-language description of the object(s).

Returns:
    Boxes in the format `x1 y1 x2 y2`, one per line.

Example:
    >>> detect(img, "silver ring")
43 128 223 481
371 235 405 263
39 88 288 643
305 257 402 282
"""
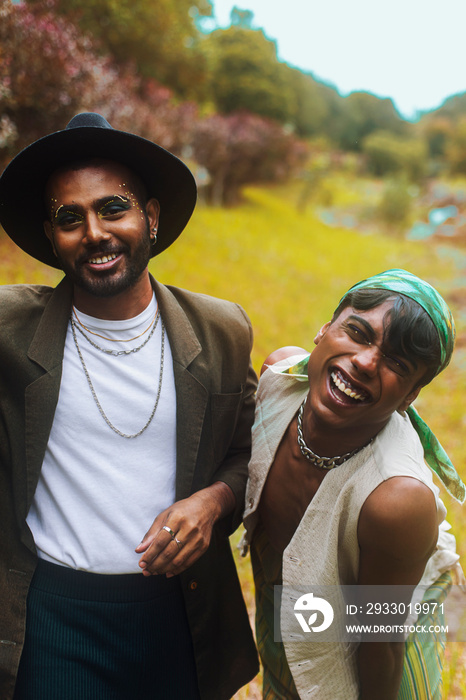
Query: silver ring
174 537 183 550
162 525 176 539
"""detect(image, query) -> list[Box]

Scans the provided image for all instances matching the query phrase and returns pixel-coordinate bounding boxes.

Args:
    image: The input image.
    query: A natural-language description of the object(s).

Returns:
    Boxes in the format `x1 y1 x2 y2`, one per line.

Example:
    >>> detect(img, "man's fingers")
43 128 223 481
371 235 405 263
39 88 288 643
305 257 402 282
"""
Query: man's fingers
135 517 165 552
141 538 188 575
140 529 210 576
138 525 183 570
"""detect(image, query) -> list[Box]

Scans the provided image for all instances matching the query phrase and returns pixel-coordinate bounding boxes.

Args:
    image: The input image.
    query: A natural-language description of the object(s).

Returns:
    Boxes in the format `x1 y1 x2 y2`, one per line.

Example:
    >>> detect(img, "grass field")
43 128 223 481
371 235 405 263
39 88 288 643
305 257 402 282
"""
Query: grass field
1 178 465 697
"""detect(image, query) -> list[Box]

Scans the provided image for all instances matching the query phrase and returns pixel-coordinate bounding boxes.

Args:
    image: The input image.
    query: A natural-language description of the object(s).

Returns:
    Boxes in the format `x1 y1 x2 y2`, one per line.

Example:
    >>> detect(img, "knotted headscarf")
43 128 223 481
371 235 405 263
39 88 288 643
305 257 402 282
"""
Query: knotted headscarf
279 269 465 503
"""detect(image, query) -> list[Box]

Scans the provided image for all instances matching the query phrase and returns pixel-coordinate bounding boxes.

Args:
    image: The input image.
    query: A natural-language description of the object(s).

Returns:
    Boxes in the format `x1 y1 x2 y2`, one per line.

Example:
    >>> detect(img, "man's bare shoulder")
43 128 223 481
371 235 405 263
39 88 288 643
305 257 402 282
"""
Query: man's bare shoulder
358 477 438 579
261 346 308 375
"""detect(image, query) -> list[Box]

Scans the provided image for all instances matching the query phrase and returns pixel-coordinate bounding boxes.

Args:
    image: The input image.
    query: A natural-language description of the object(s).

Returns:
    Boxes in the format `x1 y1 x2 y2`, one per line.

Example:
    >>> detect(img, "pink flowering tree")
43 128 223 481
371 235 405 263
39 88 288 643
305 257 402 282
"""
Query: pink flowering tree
88 72 198 156
0 0 198 167
0 0 107 163
192 111 308 205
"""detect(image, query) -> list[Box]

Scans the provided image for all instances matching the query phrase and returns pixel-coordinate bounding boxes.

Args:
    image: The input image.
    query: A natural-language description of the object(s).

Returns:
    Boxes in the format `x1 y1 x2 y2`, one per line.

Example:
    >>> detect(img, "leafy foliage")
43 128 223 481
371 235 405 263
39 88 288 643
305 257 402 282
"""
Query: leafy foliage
418 116 453 159
0 0 199 166
36 0 213 99
283 68 330 138
416 93 466 176
203 25 297 124
230 6 254 28
377 178 413 228
362 130 428 181
0 0 104 162
336 91 406 151
86 71 198 156
445 117 466 175
431 92 466 123
192 111 307 205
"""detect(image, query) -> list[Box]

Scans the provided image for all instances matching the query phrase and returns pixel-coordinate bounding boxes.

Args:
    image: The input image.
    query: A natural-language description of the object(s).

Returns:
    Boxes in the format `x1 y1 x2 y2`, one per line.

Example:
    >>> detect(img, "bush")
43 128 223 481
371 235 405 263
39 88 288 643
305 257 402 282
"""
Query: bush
362 130 428 182
0 0 102 163
192 111 307 205
377 178 412 229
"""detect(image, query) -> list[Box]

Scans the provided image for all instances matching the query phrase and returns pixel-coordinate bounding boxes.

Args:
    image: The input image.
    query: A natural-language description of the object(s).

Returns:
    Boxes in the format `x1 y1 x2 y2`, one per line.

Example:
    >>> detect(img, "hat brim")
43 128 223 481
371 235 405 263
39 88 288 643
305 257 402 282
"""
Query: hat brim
0 124 197 268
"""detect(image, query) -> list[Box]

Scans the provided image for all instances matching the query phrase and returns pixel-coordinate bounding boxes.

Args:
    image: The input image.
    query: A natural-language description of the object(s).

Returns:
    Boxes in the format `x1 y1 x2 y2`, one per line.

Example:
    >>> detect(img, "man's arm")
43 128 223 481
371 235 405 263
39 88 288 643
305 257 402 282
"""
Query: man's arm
136 305 257 576
356 476 438 700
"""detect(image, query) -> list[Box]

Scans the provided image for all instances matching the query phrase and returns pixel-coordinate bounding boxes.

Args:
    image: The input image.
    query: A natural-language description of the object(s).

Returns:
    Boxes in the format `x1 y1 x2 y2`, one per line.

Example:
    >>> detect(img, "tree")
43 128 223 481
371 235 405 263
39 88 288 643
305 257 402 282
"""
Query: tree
203 25 297 124
0 0 199 167
283 67 330 138
431 92 466 122
445 117 466 175
417 116 452 159
362 130 428 182
230 6 254 28
0 0 105 162
192 111 307 205
377 178 413 231
336 91 406 151
27 0 213 100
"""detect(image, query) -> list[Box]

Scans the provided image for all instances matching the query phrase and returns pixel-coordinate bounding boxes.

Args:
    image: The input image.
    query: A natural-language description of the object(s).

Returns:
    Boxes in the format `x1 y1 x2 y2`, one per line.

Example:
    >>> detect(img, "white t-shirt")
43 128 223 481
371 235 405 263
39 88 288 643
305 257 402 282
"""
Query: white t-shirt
26 294 177 573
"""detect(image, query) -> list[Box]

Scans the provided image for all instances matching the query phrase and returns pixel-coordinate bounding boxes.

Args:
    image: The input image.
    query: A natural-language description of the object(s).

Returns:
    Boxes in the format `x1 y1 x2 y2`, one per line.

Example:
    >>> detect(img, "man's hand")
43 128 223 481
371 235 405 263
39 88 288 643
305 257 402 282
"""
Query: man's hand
135 481 235 577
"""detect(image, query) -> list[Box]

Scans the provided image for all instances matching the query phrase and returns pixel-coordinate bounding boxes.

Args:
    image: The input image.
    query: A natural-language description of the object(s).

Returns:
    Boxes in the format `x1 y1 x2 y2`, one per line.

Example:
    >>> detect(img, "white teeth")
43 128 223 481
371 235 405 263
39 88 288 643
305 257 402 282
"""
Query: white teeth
331 372 365 401
89 253 117 264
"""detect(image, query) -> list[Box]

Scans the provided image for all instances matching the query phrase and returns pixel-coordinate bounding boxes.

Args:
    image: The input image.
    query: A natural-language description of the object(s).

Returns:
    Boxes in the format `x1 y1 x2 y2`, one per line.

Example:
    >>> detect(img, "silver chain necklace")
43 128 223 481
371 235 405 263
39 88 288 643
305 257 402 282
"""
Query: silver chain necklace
71 315 165 439
296 397 366 469
70 309 160 356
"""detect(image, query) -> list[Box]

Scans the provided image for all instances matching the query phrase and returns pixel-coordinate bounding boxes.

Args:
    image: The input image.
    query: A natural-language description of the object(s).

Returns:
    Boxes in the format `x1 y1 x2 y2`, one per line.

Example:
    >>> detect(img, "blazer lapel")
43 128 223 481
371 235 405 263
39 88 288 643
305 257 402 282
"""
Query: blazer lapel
152 278 209 501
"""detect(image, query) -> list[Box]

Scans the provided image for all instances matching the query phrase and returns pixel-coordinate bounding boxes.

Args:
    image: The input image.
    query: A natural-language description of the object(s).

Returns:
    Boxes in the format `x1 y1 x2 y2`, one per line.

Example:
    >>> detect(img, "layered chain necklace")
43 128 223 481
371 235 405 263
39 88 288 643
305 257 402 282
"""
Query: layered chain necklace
70 307 165 439
296 397 367 469
71 306 158 356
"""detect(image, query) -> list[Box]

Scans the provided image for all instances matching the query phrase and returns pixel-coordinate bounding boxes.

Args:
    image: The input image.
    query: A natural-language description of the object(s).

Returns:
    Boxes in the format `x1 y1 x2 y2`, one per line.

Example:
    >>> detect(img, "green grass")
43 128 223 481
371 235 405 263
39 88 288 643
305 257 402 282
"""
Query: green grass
1 179 465 697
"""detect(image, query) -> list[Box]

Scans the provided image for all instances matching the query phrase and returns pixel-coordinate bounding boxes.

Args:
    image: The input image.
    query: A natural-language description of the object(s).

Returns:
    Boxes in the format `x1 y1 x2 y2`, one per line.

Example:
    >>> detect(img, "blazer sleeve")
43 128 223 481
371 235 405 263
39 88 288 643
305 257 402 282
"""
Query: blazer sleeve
212 306 257 533
156 281 258 536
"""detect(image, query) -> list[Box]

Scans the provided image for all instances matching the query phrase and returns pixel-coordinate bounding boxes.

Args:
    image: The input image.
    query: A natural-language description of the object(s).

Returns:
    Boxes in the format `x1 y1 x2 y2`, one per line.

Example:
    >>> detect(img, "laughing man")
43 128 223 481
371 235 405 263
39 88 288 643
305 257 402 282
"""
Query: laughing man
242 269 464 700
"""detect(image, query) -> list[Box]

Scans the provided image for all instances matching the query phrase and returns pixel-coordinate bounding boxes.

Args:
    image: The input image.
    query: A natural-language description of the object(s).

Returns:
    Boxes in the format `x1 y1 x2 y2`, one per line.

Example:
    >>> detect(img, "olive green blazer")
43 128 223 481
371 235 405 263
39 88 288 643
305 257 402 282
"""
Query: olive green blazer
0 275 259 699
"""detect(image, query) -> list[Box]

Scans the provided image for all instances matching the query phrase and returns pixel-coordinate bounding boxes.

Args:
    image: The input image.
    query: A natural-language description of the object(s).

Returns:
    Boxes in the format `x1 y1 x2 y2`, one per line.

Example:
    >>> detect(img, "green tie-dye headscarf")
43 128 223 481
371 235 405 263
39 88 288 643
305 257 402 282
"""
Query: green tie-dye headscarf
346 268 455 374
281 269 465 503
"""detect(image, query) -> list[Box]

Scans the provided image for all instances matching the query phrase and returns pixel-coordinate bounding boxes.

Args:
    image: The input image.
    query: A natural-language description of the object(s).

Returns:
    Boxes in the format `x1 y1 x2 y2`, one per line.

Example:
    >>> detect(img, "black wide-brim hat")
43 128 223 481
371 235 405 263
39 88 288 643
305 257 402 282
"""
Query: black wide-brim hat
0 112 197 268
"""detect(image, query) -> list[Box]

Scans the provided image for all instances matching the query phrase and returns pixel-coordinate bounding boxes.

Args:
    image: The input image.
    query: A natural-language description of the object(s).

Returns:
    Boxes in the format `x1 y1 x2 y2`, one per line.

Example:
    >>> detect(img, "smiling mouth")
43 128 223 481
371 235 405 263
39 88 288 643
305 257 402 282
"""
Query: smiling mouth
87 253 118 265
330 370 370 403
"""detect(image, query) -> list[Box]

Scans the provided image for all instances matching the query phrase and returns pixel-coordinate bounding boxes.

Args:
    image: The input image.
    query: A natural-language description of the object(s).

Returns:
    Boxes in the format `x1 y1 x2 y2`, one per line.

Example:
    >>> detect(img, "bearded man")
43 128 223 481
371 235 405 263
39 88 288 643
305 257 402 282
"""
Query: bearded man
242 269 464 700
0 113 258 700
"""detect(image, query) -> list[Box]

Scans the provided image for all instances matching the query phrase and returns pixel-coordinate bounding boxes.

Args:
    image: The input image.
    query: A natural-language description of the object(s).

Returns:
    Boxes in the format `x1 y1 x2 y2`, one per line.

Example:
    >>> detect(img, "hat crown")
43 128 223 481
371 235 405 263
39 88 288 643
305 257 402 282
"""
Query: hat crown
65 113 113 130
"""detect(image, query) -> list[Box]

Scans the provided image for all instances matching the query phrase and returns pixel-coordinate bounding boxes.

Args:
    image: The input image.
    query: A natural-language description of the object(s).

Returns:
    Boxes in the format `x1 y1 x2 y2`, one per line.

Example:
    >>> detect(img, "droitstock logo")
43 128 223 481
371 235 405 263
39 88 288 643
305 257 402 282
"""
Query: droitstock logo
293 592 334 633
278 584 462 643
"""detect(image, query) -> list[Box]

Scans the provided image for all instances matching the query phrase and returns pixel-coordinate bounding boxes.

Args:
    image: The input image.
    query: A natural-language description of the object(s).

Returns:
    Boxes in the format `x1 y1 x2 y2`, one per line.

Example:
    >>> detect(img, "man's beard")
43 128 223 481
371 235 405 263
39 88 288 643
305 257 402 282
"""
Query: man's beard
57 226 152 298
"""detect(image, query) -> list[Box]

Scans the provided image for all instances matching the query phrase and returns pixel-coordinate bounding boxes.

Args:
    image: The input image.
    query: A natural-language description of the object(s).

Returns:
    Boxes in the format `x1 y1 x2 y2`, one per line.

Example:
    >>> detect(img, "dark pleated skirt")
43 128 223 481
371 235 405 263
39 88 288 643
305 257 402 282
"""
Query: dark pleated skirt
14 559 201 700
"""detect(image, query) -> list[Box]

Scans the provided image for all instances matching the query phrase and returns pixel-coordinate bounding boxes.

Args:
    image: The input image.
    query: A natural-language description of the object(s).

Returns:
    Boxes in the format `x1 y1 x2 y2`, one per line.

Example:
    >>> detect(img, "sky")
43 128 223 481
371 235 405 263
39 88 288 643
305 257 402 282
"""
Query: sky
209 0 466 120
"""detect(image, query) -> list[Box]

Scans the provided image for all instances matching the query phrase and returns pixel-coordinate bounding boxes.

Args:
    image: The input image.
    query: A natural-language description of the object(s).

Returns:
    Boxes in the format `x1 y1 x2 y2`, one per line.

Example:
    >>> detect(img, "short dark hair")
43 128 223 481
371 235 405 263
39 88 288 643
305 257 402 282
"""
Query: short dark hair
332 289 441 386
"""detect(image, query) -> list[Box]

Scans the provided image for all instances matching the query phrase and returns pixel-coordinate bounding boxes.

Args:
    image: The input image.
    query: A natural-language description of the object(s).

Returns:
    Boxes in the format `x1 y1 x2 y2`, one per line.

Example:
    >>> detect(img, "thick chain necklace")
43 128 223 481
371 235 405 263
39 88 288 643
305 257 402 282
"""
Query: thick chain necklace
71 309 160 356
72 305 158 343
70 315 165 439
296 397 366 469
